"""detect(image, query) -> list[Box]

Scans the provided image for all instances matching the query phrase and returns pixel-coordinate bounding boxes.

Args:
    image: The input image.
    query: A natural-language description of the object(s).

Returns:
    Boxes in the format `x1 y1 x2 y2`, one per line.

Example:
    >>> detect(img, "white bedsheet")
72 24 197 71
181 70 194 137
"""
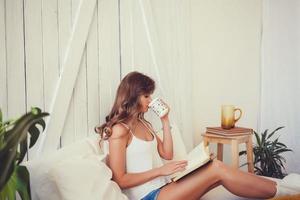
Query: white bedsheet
24 136 282 200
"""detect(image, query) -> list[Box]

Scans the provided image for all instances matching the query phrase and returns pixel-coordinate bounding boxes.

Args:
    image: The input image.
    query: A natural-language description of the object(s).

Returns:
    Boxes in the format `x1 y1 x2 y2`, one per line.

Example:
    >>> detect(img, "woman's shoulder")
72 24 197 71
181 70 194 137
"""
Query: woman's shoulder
110 123 130 139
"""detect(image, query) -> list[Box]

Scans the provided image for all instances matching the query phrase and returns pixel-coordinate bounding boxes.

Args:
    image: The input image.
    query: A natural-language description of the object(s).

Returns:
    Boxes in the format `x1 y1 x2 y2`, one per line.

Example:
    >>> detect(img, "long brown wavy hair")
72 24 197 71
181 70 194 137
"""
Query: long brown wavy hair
95 71 155 140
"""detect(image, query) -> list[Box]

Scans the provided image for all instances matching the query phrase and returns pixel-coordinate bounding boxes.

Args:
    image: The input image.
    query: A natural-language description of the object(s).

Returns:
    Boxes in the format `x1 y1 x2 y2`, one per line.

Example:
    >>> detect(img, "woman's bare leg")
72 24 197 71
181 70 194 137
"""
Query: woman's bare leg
157 160 277 200
201 181 221 196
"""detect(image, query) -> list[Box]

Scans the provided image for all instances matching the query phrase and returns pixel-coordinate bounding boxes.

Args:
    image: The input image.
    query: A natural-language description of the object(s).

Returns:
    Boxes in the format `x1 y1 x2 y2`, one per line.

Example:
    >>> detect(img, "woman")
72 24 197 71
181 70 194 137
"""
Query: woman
95 71 279 200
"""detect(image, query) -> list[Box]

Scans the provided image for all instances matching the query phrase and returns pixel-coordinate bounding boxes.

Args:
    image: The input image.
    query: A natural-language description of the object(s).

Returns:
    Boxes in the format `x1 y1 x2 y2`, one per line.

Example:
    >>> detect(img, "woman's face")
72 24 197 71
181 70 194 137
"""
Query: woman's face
139 94 152 113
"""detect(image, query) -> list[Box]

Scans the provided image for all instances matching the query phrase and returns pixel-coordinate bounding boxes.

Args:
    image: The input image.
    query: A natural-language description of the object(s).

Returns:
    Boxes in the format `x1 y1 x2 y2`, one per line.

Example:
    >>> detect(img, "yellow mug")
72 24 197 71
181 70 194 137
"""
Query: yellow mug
221 105 242 129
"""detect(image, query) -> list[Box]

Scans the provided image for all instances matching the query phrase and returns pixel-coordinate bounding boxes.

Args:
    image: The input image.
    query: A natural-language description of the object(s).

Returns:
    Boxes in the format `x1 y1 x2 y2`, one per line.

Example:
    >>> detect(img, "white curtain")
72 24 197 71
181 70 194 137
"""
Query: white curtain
120 0 194 150
260 0 300 173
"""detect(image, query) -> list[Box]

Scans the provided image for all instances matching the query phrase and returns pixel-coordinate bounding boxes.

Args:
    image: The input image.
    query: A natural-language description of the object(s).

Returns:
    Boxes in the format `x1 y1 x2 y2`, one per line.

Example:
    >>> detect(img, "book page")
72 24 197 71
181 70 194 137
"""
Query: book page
170 142 210 181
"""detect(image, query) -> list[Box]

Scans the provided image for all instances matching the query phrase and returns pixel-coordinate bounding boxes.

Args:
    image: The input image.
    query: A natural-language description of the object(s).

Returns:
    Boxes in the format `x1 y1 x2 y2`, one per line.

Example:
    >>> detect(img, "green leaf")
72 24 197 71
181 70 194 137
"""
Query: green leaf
0 107 49 199
273 138 279 145
18 139 28 165
15 165 31 200
0 166 17 200
261 129 268 146
254 166 263 175
239 163 248 168
31 107 39 115
0 165 31 200
251 127 293 178
0 119 16 137
276 142 287 148
28 123 41 148
4 112 48 152
267 126 285 139
254 131 261 147
0 110 48 190
274 148 293 154
0 108 2 124
239 150 247 156
0 145 17 191
34 118 46 131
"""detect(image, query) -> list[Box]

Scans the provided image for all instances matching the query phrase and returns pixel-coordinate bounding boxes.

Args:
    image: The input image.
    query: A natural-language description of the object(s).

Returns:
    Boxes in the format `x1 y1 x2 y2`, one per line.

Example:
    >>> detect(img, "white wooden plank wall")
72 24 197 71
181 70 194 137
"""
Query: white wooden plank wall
42 0 60 112
98 0 121 124
0 0 121 158
24 0 44 159
86 1 100 136
0 0 7 119
24 0 44 110
119 0 135 75
41 0 98 154
0 0 193 157
60 0 75 147
73 0 88 143
121 0 155 77
5 0 26 118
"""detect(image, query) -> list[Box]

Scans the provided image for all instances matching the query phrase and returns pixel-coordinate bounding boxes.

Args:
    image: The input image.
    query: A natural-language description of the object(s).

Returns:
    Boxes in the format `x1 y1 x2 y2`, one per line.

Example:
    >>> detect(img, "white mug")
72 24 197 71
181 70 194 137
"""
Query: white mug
148 98 169 118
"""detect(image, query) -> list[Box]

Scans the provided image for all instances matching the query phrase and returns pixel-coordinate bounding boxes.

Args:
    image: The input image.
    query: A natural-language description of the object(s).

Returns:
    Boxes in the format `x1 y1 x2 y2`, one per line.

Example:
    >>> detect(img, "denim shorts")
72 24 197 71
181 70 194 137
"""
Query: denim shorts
141 188 161 200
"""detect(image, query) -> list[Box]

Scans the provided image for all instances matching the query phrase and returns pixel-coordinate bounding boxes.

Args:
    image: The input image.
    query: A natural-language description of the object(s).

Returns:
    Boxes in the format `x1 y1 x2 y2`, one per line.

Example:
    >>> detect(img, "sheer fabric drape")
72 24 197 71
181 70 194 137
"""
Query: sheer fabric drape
260 0 300 173
120 0 194 150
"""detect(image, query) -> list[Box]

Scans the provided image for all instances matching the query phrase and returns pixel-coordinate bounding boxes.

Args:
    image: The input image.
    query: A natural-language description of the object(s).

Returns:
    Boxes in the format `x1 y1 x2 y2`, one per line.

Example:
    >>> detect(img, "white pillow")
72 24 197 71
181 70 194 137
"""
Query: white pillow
49 155 128 200
24 136 107 200
156 124 188 161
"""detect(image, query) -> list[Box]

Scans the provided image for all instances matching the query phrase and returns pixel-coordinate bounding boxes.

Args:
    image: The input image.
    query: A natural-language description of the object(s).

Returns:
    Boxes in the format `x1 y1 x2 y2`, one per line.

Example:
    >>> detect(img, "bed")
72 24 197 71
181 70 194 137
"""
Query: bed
24 128 278 200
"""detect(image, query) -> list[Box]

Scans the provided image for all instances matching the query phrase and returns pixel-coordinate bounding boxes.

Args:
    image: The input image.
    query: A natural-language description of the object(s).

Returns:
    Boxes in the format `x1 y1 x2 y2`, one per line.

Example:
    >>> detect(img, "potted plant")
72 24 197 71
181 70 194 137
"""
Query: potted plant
239 126 292 178
0 107 49 200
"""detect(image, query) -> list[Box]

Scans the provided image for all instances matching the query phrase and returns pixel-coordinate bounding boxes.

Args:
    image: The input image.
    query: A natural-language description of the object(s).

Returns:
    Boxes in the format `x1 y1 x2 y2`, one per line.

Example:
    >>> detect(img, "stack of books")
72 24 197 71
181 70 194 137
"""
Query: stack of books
206 126 253 136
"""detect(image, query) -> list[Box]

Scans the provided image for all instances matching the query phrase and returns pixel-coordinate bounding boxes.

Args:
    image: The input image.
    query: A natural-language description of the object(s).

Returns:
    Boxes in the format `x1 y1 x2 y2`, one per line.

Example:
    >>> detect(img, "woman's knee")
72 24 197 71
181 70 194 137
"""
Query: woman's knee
211 159 224 168
211 160 227 175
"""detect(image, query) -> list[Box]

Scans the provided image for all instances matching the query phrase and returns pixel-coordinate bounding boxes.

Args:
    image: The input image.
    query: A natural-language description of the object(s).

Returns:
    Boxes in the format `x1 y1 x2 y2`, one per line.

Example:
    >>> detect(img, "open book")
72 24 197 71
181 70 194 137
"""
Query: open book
170 142 213 182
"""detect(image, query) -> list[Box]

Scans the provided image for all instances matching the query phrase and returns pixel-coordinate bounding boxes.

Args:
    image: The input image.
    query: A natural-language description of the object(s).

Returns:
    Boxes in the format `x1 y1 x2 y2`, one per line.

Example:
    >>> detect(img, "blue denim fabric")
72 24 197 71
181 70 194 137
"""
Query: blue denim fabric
141 188 161 200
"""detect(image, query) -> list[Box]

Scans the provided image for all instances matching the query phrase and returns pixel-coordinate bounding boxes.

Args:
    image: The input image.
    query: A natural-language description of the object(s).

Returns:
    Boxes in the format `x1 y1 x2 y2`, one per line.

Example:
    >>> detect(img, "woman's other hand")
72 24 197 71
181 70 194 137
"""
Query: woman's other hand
158 160 188 176
160 100 170 122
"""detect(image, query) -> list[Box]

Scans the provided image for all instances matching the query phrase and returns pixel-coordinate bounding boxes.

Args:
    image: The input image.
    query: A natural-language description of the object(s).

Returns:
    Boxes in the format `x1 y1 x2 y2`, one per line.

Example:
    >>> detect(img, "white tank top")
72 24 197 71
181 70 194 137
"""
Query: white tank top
121 120 168 200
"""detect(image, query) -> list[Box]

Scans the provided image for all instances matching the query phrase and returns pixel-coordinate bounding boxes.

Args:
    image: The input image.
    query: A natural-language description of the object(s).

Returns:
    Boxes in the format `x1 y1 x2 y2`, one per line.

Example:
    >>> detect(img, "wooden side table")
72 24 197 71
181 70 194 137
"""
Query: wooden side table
202 131 254 173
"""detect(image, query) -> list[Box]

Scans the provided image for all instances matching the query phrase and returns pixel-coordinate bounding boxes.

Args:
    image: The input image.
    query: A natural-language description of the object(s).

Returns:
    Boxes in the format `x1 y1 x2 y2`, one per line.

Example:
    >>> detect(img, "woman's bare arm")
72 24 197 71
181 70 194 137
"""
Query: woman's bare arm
108 124 186 189
156 114 173 160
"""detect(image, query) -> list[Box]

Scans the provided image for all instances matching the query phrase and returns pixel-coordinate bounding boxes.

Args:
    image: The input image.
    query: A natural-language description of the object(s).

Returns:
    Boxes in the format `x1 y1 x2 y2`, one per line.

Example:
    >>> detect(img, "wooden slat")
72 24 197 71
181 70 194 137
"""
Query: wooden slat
58 0 72 71
74 52 88 141
6 0 26 118
61 96 75 147
98 0 121 125
24 0 44 160
128 0 153 75
59 0 74 147
86 5 100 136
40 0 97 155
24 0 44 109
73 0 88 142
28 0 60 160
119 0 135 76
0 0 7 118
42 0 60 111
